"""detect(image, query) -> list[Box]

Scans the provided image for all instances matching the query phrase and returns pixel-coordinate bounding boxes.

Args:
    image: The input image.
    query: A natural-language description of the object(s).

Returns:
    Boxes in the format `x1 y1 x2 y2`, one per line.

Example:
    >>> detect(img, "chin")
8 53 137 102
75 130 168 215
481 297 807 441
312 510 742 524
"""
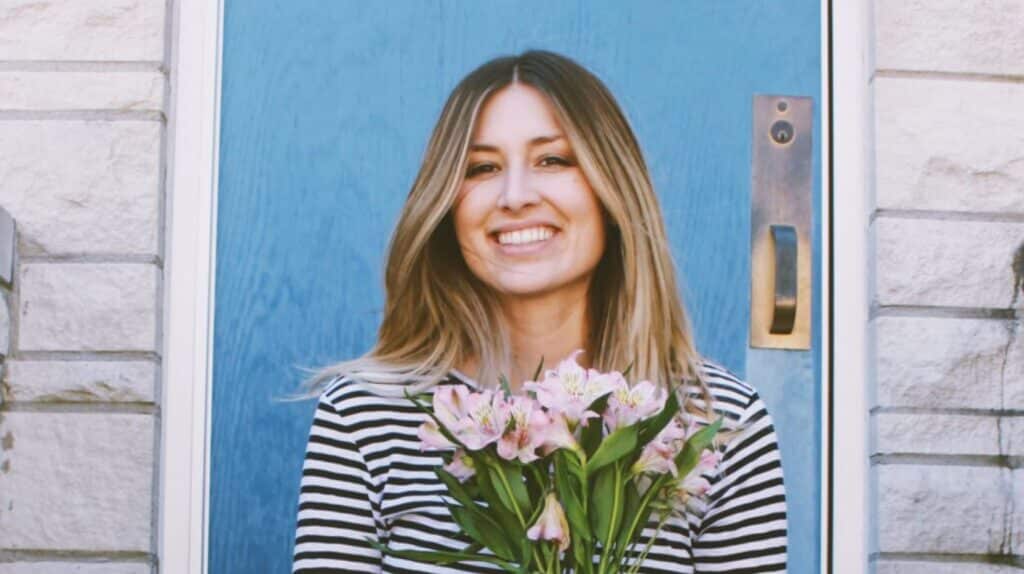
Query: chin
485 275 557 297
490 272 590 300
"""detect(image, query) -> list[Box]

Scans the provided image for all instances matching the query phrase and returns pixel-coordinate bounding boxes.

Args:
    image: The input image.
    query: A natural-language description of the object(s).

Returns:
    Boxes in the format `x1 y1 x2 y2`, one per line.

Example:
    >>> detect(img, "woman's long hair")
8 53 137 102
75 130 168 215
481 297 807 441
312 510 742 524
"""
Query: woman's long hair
294 49 714 416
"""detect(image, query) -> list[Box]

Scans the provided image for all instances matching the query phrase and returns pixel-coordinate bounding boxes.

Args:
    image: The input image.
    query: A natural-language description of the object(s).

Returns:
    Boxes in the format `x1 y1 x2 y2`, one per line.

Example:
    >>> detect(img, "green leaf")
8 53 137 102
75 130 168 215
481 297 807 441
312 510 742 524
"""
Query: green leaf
433 469 514 554
531 355 546 381
588 467 614 546
637 390 680 445
366 538 519 571
674 417 724 477
572 539 591 573
555 452 591 542
614 480 642 550
499 373 513 398
478 459 531 557
485 462 517 515
580 394 612 456
564 449 587 488
524 465 544 502
586 424 638 476
435 468 477 510
474 463 524 537
611 472 674 569
497 462 531 515
450 505 517 561
621 359 636 378
592 463 628 565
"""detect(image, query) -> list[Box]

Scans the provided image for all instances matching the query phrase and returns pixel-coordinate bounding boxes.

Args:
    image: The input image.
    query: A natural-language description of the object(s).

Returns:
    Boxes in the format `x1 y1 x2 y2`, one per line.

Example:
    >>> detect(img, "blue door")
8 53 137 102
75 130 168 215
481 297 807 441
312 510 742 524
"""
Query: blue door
210 2 821 572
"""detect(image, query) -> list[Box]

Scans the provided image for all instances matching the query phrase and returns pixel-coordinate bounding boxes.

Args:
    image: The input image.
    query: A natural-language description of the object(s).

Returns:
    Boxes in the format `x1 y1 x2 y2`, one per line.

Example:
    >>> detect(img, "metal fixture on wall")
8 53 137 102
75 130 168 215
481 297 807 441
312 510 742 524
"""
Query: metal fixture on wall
750 94 813 349
0 207 14 287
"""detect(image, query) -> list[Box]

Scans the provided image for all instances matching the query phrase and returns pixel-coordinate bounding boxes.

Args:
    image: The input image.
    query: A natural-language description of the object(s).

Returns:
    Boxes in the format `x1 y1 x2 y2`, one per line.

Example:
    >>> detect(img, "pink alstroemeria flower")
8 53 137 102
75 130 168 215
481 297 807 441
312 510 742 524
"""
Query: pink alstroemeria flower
523 349 617 428
526 492 570 552
631 419 689 476
417 385 467 451
667 449 722 508
418 385 509 452
458 389 510 450
444 449 476 482
496 395 549 463
538 410 581 456
604 379 667 432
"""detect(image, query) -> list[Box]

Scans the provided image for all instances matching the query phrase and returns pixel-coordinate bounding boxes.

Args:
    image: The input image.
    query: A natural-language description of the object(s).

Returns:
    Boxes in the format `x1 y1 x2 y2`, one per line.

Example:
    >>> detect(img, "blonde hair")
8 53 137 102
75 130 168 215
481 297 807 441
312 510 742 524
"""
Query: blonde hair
293 50 714 417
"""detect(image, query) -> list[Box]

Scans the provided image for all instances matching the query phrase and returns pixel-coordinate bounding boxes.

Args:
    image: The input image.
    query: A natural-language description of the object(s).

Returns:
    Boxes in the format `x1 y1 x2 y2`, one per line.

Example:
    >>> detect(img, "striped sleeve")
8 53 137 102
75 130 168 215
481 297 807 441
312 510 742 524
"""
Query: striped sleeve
691 392 788 572
293 380 384 573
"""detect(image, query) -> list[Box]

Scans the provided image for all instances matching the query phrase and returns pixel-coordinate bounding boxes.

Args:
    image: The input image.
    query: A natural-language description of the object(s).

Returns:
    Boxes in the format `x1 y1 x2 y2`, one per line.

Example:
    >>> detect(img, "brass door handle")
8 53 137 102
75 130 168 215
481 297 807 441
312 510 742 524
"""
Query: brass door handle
750 94 811 349
769 224 797 334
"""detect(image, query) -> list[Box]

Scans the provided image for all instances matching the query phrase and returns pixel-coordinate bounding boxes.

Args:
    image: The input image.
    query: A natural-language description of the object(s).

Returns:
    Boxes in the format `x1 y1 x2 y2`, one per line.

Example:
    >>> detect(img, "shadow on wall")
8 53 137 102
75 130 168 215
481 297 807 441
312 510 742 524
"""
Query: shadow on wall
1013 240 1023 305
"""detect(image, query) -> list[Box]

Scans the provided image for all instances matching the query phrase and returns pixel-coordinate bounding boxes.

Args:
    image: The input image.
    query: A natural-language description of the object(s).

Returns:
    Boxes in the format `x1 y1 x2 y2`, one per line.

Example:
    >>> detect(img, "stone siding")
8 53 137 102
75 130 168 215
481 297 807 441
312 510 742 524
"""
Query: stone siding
870 0 1024 570
0 1 168 572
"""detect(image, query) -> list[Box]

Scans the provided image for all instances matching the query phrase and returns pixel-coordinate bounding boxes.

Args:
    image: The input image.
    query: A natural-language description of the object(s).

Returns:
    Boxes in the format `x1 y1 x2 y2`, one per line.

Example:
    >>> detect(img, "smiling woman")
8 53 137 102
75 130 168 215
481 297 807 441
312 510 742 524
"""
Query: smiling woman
452 84 608 389
291 50 788 573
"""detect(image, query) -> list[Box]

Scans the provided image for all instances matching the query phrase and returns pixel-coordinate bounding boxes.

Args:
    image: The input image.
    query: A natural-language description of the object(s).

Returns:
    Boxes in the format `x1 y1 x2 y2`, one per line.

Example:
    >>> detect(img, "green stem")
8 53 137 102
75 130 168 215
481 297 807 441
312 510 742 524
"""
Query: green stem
624 512 671 574
527 462 548 492
613 474 671 569
534 544 551 574
581 453 593 574
493 464 527 527
596 462 624 574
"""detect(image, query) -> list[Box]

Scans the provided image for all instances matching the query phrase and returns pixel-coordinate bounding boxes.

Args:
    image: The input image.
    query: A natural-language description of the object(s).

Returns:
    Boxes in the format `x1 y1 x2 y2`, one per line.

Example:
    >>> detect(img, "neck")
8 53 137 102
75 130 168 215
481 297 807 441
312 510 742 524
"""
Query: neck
496 278 592 392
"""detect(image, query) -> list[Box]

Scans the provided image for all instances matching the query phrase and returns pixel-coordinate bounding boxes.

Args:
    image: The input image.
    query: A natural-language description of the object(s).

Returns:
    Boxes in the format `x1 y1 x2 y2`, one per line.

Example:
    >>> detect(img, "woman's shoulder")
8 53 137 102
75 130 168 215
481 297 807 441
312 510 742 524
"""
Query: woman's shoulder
688 358 770 428
315 372 469 422
319 374 412 410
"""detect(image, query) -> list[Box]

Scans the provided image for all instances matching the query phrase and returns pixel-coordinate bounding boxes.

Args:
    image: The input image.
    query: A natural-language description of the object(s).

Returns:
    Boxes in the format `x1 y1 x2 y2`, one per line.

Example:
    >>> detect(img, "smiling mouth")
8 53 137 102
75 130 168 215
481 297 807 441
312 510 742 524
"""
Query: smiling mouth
493 226 557 247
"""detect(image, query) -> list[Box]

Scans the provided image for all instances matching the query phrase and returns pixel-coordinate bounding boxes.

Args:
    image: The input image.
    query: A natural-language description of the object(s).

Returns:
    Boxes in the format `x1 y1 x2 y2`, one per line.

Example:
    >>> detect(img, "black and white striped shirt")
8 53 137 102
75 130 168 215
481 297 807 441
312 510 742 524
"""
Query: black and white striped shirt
292 360 787 573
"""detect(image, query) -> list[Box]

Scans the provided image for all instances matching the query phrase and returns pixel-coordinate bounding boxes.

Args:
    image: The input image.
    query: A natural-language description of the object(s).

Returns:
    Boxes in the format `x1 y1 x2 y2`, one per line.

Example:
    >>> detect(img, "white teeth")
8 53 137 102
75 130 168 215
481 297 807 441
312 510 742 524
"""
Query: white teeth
497 226 555 246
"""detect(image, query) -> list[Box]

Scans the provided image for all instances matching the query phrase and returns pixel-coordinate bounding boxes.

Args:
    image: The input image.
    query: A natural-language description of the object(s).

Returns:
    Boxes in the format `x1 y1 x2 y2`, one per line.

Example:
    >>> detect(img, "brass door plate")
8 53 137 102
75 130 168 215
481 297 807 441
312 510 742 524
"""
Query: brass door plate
750 94 813 350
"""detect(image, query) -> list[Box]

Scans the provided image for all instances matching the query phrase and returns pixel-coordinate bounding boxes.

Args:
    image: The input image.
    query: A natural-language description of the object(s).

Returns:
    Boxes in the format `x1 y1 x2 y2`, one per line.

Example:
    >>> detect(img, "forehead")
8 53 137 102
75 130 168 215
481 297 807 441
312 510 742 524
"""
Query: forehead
471 83 566 144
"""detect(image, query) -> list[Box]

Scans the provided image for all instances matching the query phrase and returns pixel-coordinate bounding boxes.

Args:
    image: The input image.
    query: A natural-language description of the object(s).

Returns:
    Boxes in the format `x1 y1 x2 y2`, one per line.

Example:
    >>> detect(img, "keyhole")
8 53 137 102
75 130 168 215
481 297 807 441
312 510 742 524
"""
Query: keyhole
770 120 794 145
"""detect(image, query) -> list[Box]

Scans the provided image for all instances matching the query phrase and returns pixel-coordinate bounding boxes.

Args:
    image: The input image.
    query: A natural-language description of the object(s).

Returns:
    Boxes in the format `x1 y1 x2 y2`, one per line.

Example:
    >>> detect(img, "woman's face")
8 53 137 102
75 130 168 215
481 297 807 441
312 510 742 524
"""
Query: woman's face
453 83 607 299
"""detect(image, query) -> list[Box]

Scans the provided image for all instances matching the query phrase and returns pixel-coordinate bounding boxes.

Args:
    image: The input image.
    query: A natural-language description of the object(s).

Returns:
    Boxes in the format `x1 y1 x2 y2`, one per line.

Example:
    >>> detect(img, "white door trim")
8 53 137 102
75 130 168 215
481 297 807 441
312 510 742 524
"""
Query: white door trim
159 0 224 571
159 1 870 571
827 1 872 572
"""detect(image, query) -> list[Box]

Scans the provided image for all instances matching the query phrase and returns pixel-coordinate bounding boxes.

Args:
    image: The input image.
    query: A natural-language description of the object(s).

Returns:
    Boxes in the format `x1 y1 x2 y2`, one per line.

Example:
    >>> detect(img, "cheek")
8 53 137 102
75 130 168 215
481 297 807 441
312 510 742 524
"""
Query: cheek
572 188 608 261
562 181 605 237
451 190 475 234
452 188 491 252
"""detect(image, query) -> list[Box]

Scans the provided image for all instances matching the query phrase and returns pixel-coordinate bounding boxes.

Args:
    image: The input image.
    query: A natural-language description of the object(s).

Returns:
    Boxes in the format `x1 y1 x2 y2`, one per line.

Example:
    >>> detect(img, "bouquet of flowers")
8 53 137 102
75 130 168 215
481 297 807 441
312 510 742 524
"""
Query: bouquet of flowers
372 350 722 574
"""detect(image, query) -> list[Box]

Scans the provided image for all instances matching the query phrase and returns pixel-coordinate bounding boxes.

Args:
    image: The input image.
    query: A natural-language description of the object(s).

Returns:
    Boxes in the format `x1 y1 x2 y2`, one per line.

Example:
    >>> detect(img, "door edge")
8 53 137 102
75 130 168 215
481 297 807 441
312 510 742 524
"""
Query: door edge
159 0 225 572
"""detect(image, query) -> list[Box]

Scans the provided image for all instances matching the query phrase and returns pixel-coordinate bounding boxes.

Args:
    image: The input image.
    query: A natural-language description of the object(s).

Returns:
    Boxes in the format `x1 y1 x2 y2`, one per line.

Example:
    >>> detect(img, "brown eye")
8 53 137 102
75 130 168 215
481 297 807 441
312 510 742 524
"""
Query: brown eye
466 163 498 178
539 155 573 167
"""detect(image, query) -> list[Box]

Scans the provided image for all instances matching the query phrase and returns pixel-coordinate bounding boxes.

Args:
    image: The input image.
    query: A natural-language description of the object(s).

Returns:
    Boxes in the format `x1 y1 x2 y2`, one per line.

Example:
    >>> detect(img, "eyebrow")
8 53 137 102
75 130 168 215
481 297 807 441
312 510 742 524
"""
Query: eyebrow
469 134 564 152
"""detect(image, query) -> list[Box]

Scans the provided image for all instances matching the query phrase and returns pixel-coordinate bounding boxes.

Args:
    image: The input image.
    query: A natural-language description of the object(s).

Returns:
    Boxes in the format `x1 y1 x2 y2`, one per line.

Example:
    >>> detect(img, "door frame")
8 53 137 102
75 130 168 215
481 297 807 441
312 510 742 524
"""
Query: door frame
160 1 871 572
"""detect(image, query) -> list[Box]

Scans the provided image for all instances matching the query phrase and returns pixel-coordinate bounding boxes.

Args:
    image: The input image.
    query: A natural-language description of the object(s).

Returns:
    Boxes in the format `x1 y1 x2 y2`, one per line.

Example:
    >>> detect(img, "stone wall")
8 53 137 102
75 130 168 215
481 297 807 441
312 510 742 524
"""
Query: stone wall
870 0 1024 571
0 1 169 572
1 1 1023 572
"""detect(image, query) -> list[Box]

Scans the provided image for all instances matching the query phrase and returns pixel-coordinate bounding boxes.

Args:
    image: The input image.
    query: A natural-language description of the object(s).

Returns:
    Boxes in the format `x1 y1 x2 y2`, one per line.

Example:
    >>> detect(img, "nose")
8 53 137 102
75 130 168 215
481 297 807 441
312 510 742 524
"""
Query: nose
496 163 541 211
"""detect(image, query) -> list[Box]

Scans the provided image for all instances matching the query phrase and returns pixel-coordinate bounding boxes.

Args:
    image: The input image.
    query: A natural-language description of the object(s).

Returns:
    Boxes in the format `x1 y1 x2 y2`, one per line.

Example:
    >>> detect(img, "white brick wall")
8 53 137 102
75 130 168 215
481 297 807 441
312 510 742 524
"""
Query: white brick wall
0 1 167 572
871 0 1024 571
0 412 155 551
875 0 1024 76
19 263 160 351
874 78 1024 213
0 121 162 256
0 1 165 62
